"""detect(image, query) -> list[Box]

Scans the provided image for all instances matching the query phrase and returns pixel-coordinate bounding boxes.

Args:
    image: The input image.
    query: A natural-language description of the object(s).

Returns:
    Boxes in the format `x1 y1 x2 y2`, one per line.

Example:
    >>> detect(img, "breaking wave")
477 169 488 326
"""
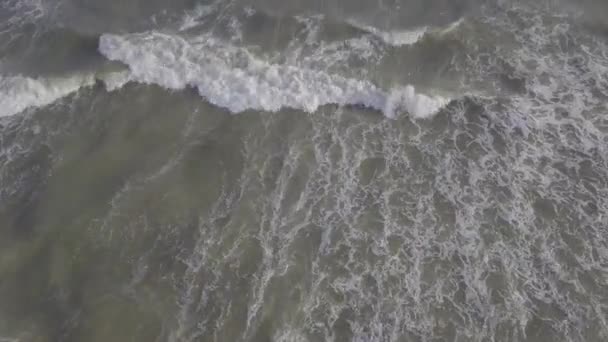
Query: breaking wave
99 32 450 118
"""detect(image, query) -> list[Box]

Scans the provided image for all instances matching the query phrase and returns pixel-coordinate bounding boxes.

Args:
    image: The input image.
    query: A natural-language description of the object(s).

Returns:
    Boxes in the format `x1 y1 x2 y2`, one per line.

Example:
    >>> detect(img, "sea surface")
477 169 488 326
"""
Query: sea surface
1 0 608 341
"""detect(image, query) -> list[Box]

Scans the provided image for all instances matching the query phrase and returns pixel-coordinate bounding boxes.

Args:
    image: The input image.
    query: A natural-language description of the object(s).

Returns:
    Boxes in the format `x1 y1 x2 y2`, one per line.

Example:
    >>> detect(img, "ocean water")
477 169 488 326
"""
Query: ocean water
1 0 608 341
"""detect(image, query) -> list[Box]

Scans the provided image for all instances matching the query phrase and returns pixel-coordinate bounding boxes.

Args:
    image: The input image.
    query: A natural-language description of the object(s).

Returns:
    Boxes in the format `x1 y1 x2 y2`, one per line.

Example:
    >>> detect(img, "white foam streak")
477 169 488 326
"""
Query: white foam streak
99 32 449 119
179 2 220 31
0 0 45 30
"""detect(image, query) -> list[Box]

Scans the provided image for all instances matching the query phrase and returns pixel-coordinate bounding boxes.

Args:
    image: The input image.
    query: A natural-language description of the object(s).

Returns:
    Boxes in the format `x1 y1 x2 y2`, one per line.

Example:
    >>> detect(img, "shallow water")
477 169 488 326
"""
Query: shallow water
1 0 608 341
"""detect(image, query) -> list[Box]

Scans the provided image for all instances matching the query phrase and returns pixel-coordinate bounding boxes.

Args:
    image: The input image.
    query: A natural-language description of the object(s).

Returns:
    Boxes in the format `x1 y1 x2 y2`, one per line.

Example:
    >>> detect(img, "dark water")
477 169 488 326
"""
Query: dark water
1 0 608 341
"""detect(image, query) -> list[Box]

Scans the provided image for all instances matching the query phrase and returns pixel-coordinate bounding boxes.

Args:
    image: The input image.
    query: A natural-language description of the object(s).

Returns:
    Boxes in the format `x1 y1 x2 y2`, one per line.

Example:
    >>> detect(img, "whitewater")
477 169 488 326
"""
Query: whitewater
0 26 449 119
2 1 608 342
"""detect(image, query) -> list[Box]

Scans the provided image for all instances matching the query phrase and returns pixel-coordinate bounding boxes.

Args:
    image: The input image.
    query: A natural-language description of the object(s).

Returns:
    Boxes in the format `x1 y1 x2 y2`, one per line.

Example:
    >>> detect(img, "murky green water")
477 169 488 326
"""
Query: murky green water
2 1 608 341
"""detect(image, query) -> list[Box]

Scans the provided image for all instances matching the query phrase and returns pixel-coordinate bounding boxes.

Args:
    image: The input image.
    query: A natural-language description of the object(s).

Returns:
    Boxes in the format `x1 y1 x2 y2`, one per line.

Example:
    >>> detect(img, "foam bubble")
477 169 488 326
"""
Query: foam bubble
0 74 95 117
98 32 449 119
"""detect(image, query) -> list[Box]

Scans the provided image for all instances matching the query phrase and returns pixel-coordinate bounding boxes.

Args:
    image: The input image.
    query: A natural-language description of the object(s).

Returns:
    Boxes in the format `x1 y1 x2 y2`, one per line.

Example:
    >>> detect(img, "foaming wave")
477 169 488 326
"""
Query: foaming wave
346 17 464 47
98 32 449 119
345 20 428 46
0 70 135 117
0 74 95 117
98 70 132 92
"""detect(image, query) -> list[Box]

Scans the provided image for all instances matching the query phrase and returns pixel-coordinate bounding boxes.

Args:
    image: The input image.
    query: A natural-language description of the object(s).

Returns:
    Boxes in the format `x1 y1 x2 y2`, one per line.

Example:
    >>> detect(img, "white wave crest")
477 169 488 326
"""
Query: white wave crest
347 17 465 47
0 70 135 117
375 27 428 46
0 74 95 117
98 70 132 92
346 20 428 46
98 32 449 119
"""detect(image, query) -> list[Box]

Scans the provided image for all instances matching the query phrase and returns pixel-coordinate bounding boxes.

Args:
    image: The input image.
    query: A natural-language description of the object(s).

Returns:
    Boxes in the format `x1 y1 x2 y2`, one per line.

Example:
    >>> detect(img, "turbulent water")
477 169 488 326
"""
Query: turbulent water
1 0 608 341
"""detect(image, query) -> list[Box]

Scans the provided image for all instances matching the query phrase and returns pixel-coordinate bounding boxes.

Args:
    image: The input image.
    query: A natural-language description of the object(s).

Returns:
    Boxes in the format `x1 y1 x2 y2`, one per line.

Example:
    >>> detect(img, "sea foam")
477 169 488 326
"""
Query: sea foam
0 74 95 117
0 71 138 117
345 20 428 47
0 29 450 119
99 32 449 119
345 17 464 47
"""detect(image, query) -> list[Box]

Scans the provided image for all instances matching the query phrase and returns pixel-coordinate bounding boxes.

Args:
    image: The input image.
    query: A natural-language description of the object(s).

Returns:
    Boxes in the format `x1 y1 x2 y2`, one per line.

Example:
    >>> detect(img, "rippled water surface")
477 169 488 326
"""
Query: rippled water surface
1 0 608 341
